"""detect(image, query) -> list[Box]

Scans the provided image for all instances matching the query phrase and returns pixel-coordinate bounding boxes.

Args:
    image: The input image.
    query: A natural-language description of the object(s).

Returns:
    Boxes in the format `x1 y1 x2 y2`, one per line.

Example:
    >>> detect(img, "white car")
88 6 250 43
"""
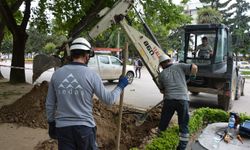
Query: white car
88 54 135 84
238 61 250 69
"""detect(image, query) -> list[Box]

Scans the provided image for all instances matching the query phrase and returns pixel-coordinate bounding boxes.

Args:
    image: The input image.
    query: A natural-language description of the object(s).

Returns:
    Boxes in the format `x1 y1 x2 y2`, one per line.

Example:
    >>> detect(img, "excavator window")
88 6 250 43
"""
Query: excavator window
215 28 228 63
182 30 216 65
179 24 232 68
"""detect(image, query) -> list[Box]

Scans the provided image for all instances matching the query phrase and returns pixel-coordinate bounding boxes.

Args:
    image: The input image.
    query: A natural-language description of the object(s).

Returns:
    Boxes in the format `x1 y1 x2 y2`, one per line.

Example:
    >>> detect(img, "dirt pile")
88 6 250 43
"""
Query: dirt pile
0 81 48 128
0 81 162 149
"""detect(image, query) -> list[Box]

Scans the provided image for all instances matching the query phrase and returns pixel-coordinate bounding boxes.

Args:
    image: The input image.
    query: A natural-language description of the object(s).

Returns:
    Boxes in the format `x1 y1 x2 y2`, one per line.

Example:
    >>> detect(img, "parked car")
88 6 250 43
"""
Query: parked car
238 61 250 69
88 54 135 84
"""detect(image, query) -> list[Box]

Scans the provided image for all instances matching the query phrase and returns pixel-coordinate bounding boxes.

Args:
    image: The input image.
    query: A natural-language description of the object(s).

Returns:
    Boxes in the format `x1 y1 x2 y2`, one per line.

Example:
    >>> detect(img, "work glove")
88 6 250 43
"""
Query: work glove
48 121 57 139
117 76 129 90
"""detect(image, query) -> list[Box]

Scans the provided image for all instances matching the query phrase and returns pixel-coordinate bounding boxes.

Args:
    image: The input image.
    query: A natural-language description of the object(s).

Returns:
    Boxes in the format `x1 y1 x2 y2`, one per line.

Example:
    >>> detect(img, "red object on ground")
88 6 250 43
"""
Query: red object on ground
93 47 122 52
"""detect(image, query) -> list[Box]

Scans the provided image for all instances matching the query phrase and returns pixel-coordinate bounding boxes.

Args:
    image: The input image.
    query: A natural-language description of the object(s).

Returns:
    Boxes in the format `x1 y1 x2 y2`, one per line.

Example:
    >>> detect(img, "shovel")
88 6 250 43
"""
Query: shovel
135 100 164 126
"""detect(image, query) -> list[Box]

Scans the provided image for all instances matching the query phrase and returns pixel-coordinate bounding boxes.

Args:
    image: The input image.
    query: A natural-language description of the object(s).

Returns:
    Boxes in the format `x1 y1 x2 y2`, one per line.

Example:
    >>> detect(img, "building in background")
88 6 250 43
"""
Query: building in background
184 1 203 24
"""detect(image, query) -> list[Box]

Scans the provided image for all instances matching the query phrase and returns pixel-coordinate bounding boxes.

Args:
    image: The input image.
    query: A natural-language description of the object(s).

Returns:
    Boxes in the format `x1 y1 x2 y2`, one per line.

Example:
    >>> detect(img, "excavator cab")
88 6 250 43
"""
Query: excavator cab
178 24 244 111
179 24 231 72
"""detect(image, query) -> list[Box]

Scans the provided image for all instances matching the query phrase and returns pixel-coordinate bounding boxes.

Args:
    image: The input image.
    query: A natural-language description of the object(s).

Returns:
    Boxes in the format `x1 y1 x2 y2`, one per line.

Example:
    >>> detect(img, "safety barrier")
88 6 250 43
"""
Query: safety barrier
0 64 32 70
0 64 55 72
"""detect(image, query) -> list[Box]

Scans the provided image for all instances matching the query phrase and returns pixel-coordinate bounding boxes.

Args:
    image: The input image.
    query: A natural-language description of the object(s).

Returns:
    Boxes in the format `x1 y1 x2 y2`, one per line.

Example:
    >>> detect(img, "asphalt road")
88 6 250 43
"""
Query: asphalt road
1 61 250 115
107 68 250 116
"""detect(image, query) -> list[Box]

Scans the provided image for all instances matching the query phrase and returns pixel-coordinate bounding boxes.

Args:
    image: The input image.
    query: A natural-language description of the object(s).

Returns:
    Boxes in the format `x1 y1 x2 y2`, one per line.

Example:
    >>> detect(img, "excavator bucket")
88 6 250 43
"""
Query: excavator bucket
32 54 62 83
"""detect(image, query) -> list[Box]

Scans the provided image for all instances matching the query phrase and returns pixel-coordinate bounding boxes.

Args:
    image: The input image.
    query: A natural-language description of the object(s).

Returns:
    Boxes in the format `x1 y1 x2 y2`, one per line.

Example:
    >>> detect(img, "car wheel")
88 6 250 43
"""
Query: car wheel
235 81 242 100
218 94 233 111
126 71 134 84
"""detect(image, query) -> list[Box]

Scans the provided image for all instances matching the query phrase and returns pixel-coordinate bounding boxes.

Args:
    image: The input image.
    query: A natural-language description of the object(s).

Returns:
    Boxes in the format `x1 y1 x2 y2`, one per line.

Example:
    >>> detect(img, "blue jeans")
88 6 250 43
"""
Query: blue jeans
57 125 98 150
159 99 189 150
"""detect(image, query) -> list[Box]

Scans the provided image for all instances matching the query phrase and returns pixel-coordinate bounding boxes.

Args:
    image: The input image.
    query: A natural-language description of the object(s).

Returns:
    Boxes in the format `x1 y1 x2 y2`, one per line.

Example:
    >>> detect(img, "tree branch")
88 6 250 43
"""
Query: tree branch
0 0 19 34
69 0 106 38
20 0 31 29
0 22 5 49
11 0 24 12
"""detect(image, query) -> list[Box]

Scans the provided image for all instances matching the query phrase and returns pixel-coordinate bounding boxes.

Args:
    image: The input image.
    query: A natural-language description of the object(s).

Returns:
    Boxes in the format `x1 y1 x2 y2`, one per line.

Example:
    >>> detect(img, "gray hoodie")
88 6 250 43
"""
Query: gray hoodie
46 62 122 127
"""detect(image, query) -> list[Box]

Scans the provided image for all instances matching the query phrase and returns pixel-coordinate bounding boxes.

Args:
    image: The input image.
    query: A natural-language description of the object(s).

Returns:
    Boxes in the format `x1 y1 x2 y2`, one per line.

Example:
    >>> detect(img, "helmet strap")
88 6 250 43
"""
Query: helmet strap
89 50 95 57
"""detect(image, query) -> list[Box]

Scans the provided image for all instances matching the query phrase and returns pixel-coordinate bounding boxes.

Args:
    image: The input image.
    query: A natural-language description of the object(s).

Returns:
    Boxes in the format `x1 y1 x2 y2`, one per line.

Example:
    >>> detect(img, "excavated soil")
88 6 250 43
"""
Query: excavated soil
0 81 165 150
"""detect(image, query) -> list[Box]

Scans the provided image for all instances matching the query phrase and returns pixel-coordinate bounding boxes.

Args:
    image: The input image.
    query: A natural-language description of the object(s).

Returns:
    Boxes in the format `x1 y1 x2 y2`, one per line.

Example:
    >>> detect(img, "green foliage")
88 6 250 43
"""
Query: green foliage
43 42 56 54
26 27 67 54
188 111 203 133
25 28 47 53
47 0 115 35
142 0 191 34
199 0 250 57
226 0 250 55
1 35 12 53
141 0 191 36
199 0 231 10
131 0 191 52
145 107 250 149
197 7 222 24
146 126 179 150
189 107 228 133
49 0 89 33
194 107 228 123
30 0 50 33
28 0 192 57
165 29 183 52
239 113 250 122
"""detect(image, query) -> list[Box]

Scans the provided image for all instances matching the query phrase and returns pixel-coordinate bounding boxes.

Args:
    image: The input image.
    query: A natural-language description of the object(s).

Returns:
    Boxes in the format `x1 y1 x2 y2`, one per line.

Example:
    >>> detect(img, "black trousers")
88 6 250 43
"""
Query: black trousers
159 99 190 150
57 125 98 150
135 67 142 78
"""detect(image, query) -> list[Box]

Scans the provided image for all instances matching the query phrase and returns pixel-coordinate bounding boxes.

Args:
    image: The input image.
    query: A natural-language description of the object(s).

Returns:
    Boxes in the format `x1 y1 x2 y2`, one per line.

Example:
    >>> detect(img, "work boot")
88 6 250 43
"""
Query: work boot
176 141 188 150
155 128 162 137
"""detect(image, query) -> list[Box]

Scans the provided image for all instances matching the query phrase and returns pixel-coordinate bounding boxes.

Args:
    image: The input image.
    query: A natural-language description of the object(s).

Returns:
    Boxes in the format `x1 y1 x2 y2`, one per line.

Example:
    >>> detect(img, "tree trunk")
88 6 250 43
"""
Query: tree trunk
0 0 31 83
0 71 3 79
0 22 4 79
9 29 28 83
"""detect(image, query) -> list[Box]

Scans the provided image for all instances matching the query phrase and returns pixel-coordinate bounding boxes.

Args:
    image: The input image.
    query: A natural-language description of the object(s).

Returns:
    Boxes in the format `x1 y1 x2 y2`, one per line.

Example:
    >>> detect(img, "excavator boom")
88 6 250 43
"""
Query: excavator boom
33 0 166 88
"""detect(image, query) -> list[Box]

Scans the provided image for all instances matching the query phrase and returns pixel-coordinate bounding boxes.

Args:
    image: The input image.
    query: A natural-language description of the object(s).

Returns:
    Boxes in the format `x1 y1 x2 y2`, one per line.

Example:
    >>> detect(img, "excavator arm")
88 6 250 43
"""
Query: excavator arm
33 0 166 88
117 18 164 87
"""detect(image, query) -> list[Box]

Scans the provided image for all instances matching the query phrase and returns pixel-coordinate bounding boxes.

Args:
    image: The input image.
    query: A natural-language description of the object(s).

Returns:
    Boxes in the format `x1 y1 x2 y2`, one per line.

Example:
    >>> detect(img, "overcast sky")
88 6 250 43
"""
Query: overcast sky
174 0 250 16
174 0 250 7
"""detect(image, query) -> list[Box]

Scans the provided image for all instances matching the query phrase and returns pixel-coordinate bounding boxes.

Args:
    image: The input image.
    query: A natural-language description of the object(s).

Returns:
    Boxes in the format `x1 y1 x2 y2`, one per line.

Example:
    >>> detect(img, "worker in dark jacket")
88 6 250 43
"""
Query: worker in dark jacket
134 57 143 78
158 54 198 150
46 37 128 150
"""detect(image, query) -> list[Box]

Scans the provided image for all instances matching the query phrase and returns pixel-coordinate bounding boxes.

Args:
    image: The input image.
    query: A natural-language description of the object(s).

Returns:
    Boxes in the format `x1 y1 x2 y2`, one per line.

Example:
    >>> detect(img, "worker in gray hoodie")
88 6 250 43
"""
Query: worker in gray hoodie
158 54 198 150
46 37 128 150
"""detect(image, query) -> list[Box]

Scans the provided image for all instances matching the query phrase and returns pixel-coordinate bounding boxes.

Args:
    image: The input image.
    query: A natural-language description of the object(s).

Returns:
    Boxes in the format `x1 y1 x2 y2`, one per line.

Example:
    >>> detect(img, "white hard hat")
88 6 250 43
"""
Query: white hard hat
70 37 91 51
159 54 170 64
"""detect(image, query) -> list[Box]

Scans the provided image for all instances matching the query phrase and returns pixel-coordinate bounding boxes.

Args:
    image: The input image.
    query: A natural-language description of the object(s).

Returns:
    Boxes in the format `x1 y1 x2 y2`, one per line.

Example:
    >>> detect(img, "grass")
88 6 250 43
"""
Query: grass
240 70 250 75
240 70 250 78
0 91 22 99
